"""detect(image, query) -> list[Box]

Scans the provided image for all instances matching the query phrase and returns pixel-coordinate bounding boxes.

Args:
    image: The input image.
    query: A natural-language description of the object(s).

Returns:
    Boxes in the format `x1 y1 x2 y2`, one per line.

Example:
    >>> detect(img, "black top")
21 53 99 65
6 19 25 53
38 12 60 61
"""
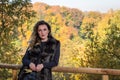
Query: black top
22 41 60 69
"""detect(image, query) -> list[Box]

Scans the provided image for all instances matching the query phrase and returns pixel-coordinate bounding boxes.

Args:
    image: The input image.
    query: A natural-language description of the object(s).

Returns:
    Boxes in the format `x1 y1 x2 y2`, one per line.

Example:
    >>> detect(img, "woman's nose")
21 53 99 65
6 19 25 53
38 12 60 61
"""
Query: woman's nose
41 30 44 34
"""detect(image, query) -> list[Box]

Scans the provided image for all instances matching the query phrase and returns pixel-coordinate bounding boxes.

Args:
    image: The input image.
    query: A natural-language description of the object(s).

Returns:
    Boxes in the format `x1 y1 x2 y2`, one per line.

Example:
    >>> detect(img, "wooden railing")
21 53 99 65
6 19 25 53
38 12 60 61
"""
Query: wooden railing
0 63 120 80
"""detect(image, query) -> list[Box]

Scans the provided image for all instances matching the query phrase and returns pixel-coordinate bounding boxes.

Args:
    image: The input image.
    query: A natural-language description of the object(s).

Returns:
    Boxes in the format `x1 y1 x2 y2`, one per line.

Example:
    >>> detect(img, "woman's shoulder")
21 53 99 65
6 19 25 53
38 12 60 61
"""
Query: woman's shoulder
49 37 60 45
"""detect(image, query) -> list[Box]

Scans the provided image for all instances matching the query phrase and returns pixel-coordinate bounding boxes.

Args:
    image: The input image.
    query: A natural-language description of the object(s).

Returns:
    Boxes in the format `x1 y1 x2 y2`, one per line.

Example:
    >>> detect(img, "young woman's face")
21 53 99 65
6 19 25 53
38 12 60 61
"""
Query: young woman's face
37 24 49 41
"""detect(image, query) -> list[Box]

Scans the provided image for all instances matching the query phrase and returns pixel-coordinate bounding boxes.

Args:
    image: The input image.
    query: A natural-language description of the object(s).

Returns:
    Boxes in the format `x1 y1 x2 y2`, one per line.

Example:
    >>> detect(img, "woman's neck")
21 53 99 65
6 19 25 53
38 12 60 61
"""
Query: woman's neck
41 38 48 42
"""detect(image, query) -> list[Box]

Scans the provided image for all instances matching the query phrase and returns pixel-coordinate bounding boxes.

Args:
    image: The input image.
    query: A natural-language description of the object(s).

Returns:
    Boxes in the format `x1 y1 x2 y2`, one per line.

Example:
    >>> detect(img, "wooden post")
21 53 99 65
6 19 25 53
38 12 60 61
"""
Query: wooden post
12 70 17 80
102 75 109 80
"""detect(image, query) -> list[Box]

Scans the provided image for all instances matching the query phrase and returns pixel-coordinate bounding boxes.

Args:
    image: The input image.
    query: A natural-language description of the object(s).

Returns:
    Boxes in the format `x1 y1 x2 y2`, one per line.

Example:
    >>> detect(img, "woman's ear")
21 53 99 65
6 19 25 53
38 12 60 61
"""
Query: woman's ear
48 30 50 34
48 30 50 35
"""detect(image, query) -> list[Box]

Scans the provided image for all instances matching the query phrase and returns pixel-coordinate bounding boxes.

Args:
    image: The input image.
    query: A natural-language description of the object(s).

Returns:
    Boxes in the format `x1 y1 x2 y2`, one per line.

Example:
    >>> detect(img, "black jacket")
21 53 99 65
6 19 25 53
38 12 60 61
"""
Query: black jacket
21 38 60 80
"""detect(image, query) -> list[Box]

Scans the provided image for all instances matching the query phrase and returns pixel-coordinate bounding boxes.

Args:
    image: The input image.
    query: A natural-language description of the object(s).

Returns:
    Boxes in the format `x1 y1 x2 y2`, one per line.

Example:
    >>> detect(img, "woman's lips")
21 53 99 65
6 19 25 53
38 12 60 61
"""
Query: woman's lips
41 35 45 37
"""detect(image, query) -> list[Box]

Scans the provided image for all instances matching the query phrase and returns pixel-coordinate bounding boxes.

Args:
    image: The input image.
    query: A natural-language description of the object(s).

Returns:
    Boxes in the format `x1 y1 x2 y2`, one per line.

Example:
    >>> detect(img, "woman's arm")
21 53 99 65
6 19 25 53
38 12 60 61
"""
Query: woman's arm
22 49 31 66
43 41 60 69
22 49 37 71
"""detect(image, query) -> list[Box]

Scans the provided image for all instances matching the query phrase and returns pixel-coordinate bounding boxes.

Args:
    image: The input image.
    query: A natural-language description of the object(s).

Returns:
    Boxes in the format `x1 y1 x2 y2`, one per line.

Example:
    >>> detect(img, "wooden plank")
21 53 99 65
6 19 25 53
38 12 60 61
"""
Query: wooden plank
52 67 120 75
102 75 109 80
0 63 120 75
12 70 17 80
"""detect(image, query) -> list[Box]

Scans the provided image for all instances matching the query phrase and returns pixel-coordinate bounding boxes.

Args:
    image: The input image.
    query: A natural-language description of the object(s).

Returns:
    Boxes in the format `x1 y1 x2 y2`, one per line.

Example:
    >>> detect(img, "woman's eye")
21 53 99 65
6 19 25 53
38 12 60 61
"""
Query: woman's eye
39 29 41 31
44 29 47 31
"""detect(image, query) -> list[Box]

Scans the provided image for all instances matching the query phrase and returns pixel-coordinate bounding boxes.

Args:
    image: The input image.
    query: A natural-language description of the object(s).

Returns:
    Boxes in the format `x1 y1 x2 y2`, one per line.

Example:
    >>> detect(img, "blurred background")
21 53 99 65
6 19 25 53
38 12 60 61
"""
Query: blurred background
0 0 120 80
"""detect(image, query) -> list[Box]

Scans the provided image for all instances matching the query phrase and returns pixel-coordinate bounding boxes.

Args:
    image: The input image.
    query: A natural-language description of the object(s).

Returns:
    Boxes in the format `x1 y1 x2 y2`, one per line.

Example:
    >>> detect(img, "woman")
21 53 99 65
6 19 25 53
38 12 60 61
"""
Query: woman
18 20 60 80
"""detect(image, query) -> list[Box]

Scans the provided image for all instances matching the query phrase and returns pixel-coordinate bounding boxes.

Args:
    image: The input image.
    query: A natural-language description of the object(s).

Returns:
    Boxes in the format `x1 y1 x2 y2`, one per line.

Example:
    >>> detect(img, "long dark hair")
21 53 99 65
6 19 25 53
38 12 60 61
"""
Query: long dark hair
28 20 53 49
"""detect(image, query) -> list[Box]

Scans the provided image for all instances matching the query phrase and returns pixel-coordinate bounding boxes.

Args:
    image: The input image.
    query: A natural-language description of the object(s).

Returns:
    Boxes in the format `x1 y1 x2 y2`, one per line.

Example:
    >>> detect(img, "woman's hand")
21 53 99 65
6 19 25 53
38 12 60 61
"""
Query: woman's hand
29 63 36 71
36 64 44 72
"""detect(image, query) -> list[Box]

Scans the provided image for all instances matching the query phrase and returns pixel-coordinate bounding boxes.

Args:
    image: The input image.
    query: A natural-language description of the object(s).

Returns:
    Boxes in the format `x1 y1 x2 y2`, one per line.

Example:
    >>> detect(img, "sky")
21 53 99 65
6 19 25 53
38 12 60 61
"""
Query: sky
31 0 120 13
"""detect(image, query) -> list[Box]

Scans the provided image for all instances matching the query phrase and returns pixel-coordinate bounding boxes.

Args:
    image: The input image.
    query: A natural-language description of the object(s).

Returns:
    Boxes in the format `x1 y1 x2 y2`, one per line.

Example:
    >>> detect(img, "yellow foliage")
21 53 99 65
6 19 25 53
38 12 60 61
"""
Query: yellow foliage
25 31 31 40
22 40 28 47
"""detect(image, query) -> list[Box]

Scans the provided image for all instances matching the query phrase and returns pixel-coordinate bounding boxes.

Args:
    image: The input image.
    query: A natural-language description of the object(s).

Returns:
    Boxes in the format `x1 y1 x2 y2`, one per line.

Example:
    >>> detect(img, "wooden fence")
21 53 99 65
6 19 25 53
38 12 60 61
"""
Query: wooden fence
0 63 120 80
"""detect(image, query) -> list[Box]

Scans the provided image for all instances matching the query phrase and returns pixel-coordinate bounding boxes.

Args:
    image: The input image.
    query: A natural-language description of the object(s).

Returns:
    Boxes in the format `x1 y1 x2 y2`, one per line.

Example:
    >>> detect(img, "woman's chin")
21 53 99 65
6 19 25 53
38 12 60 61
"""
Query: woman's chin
41 38 48 42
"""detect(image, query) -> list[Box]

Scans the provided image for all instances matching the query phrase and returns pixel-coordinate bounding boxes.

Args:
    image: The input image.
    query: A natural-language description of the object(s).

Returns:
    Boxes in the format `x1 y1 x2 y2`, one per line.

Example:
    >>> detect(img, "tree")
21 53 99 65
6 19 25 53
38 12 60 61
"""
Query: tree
80 11 102 39
83 10 120 80
0 0 35 79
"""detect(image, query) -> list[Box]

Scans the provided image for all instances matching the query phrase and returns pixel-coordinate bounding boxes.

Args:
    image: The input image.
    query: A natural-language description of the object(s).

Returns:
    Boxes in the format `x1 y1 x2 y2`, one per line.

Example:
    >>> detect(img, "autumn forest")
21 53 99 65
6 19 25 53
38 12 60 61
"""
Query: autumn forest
0 0 120 80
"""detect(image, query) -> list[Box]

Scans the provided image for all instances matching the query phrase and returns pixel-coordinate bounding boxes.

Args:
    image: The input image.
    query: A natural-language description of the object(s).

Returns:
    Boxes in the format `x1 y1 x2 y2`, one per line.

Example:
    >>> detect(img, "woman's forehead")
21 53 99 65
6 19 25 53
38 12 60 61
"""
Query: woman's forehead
38 24 48 29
